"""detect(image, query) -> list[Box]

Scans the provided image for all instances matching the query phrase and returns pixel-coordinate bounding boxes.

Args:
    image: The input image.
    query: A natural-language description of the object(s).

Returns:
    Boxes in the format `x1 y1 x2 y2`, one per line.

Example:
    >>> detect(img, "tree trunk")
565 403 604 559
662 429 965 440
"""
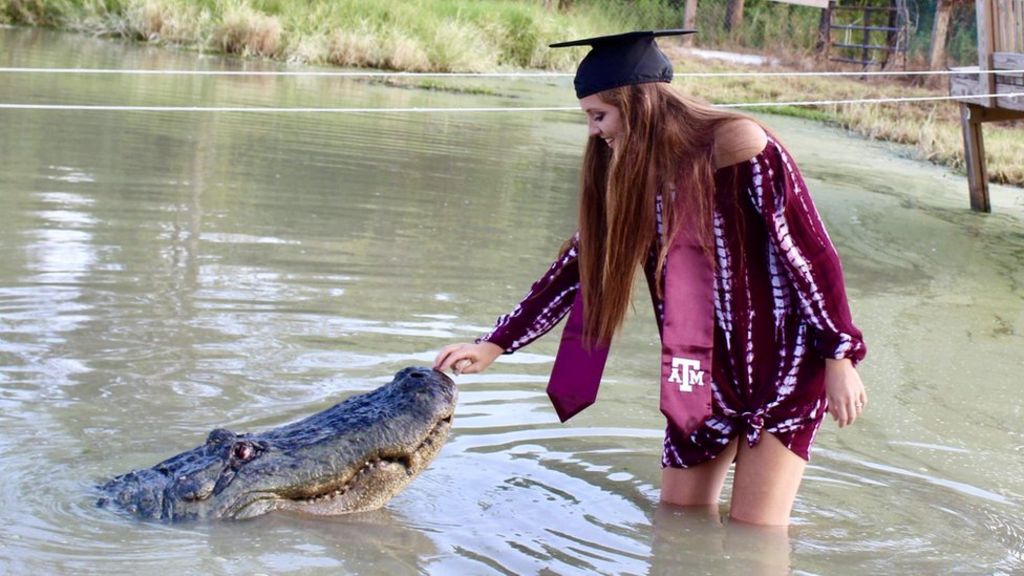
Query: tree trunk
929 0 954 71
724 0 745 33
683 0 698 46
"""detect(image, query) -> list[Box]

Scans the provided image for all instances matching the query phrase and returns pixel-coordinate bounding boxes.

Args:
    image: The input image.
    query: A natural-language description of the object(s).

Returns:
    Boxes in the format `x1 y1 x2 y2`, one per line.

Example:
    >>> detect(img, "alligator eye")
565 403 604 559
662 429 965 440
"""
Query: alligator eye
231 441 257 462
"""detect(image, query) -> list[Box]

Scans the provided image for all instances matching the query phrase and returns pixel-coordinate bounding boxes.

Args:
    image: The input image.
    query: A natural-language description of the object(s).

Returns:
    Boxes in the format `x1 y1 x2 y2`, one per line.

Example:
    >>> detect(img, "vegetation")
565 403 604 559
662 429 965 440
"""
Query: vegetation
0 0 983 69
671 56 1022 186
0 0 610 71
0 0 1019 186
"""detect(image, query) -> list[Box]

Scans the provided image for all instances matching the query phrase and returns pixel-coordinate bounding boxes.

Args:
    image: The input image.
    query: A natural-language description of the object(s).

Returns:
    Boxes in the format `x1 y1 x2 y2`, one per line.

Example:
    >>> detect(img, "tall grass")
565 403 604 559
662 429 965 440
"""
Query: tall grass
1 0 631 71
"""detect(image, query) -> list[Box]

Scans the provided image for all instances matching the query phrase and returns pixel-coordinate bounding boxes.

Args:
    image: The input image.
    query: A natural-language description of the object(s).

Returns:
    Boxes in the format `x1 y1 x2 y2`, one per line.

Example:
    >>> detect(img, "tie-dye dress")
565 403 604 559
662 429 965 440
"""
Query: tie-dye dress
478 138 867 467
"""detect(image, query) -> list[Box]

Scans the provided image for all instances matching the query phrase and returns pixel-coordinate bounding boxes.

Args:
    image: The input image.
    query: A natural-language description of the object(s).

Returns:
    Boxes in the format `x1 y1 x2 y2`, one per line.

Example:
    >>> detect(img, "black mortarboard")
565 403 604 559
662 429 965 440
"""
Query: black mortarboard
550 30 696 99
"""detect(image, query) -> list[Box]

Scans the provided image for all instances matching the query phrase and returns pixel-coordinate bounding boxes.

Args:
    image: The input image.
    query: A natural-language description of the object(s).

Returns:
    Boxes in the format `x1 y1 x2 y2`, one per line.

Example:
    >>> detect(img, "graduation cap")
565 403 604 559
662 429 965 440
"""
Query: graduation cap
550 30 696 99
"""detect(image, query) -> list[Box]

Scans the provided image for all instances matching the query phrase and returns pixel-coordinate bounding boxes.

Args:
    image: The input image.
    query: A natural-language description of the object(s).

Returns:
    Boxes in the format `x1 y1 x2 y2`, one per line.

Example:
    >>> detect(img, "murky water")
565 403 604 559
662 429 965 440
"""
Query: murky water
2 27 1023 575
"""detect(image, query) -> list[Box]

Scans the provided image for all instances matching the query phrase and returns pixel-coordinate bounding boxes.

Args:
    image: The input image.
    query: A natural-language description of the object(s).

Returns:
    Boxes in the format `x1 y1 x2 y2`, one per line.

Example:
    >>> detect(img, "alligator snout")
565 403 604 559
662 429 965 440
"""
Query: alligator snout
98 366 457 521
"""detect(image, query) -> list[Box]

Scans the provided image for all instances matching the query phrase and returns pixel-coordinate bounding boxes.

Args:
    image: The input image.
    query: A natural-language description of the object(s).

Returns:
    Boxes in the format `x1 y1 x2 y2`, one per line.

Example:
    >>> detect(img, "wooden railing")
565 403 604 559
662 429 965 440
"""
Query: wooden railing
972 0 1024 108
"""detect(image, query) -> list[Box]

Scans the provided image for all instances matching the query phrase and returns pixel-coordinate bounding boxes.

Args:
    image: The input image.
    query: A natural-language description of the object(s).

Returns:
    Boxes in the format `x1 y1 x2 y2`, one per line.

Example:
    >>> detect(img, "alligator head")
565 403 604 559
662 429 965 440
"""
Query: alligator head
97 367 456 521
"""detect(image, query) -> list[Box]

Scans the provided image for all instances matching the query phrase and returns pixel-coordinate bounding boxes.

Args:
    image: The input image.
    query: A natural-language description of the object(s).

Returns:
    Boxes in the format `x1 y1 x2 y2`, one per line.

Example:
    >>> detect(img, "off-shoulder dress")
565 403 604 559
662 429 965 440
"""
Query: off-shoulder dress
479 138 866 467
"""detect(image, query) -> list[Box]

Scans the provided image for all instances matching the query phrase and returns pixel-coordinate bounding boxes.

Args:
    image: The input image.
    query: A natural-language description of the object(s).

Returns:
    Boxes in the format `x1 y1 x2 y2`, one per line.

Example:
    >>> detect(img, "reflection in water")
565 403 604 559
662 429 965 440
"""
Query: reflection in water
650 504 792 576
202 509 440 574
1 26 1023 576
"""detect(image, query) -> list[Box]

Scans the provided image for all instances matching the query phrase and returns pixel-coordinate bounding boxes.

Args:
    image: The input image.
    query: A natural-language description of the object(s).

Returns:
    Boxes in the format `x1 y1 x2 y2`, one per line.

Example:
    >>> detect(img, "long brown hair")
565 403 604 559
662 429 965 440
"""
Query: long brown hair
577 82 749 346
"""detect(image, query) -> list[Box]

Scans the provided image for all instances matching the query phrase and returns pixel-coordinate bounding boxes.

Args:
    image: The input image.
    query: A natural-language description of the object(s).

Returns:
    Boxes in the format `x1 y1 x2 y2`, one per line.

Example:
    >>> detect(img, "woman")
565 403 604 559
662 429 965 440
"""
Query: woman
434 30 867 526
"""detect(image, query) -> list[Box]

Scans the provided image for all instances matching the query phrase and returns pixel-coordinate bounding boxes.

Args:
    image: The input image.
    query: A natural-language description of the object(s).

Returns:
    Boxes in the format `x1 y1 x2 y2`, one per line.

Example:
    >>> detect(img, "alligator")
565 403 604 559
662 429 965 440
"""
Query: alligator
97 367 456 521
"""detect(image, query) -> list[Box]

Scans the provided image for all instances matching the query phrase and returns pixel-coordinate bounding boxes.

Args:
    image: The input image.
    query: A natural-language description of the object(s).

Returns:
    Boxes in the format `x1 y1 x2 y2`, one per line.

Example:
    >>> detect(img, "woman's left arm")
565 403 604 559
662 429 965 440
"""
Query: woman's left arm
747 140 868 425
747 139 867 365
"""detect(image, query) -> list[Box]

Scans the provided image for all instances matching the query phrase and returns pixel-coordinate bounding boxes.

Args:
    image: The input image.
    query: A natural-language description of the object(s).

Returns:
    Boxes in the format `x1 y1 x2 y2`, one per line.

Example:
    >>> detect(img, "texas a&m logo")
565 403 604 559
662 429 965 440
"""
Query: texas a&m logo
667 357 704 392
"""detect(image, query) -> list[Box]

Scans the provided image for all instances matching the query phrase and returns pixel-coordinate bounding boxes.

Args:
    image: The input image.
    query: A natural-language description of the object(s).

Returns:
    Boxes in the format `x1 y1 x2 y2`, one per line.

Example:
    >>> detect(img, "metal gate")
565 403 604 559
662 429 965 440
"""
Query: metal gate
823 0 909 69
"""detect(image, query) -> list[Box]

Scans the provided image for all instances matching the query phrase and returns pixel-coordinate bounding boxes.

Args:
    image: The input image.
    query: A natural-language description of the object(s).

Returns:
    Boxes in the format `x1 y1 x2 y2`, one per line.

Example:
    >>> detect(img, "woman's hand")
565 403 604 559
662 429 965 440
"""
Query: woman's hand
433 341 504 375
825 358 867 428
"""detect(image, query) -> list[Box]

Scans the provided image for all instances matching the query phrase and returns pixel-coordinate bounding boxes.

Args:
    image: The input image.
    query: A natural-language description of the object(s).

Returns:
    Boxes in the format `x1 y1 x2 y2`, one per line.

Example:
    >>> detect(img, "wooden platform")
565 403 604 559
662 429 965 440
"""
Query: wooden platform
948 65 1023 212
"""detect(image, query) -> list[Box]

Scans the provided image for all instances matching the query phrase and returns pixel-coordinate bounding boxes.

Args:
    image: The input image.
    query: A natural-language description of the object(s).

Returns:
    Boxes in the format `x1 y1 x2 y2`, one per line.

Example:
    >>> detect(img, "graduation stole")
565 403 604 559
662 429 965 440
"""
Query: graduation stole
546 218 714 436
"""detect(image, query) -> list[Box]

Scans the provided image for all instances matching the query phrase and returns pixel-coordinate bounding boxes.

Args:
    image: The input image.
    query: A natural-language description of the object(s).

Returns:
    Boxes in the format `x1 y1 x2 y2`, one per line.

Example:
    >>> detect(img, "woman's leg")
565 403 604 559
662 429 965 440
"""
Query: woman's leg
660 438 738 508
729 433 807 526
723 520 793 575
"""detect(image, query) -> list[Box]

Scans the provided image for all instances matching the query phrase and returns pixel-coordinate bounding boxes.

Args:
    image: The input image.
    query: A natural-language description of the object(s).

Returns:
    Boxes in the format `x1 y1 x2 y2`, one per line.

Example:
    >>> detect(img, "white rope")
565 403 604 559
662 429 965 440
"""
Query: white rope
1 66 1022 79
719 92 1024 108
0 67 571 78
682 68 1024 78
0 92 1020 113
0 104 579 112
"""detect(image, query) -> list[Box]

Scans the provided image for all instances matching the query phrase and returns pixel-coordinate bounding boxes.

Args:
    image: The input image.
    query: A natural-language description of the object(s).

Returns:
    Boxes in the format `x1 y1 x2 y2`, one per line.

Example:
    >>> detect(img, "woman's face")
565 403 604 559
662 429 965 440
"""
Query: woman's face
580 94 623 150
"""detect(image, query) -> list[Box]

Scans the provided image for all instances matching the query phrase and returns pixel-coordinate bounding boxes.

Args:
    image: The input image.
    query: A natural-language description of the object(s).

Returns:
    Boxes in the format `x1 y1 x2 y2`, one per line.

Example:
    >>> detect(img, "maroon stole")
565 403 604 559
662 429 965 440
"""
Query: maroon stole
546 223 714 435
546 295 610 422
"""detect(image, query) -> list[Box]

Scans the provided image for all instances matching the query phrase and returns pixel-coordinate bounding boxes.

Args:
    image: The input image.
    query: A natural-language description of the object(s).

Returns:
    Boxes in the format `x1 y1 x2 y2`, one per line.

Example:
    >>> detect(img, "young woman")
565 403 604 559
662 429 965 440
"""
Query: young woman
434 30 867 526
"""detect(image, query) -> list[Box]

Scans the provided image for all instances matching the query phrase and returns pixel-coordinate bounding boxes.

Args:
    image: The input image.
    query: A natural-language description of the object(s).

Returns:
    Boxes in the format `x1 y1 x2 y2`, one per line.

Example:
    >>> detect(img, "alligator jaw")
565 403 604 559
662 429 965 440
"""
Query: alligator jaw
227 412 453 519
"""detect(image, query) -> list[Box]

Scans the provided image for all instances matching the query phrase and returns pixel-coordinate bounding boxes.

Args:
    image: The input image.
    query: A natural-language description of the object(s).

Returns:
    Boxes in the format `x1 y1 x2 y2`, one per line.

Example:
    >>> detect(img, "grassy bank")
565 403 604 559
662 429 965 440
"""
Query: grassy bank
670 53 1023 187
2 0 1021 186
2 0 980 71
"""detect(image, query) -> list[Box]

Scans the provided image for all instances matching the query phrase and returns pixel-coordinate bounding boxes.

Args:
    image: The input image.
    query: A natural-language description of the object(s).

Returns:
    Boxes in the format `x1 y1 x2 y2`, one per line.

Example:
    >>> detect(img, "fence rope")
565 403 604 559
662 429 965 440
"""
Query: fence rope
0 92 1021 113
1 66 1023 79
0 104 578 112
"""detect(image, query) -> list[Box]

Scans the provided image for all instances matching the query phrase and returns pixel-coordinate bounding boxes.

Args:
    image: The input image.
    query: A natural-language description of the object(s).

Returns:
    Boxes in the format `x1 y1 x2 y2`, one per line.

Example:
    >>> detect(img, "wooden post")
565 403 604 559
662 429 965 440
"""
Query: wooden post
977 0 996 106
960 103 991 212
883 1 897 68
820 0 835 66
861 5 871 69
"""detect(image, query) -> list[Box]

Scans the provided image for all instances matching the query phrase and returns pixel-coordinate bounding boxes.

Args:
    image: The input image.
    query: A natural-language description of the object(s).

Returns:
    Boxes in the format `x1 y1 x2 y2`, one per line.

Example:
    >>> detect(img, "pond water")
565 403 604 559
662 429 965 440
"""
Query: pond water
1 27 1023 575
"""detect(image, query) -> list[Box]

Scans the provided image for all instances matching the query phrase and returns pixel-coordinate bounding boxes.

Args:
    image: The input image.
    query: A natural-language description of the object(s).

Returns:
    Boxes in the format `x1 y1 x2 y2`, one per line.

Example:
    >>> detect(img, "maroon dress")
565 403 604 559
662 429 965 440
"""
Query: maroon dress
479 138 866 467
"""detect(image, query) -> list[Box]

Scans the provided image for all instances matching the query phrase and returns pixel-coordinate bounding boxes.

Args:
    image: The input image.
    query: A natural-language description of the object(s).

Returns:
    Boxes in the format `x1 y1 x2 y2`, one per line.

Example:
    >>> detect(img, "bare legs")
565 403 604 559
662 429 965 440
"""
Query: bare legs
659 433 807 526
730 433 807 525
650 503 793 576
660 439 737 510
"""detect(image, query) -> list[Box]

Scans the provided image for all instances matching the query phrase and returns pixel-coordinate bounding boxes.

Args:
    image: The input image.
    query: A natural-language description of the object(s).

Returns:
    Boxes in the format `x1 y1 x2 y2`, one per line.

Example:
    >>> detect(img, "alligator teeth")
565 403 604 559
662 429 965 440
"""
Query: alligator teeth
301 484 352 504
